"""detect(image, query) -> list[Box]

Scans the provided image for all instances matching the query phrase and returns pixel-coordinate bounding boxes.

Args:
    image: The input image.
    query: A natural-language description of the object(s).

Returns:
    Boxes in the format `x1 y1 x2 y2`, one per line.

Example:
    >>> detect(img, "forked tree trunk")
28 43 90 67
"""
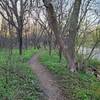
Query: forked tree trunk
43 0 82 72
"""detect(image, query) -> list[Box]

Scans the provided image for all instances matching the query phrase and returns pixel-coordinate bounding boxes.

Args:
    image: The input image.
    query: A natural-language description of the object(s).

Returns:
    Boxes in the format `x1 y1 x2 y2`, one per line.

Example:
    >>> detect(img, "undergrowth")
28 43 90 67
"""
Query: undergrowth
0 48 41 100
39 50 100 100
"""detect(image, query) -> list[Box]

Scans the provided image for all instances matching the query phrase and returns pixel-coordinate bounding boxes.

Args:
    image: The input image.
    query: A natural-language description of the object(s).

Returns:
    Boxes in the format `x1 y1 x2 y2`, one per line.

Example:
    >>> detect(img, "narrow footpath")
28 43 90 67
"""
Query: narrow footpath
29 54 66 100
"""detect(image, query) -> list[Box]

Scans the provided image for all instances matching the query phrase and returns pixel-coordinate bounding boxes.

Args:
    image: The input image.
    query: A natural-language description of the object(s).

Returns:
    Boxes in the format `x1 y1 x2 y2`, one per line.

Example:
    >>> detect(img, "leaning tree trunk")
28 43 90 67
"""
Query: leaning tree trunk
42 0 82 72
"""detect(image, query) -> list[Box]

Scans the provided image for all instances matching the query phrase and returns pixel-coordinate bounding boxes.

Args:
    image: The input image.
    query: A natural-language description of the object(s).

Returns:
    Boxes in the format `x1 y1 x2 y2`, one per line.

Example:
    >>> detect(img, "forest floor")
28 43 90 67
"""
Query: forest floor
39 50 100 100
29 54 67 100
0 48 41 100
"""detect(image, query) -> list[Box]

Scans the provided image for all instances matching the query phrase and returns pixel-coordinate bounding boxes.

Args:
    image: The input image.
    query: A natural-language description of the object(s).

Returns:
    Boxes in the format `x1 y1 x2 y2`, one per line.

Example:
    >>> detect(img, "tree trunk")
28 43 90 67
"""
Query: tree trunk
19 34 22 55
48 31 52 55
59 47 62 62
67 0 82 71
17 29 23 55
43 0 82 72
25 34 28 49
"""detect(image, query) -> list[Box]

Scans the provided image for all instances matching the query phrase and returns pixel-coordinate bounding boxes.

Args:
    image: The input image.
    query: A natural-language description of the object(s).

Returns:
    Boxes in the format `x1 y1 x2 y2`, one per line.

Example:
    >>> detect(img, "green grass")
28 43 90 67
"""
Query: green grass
0 48 41 100
39 50 100 100
88 59 100 68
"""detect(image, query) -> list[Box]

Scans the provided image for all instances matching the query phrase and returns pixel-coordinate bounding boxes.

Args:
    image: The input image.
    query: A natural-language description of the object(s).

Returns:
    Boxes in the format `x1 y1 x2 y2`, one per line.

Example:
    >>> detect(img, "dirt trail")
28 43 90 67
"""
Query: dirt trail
29 54 66 100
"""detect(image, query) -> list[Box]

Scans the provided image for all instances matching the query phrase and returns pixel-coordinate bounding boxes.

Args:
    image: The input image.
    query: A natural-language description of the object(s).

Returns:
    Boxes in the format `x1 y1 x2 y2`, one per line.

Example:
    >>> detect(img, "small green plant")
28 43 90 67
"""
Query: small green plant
0 48 40 100
39 50 100 100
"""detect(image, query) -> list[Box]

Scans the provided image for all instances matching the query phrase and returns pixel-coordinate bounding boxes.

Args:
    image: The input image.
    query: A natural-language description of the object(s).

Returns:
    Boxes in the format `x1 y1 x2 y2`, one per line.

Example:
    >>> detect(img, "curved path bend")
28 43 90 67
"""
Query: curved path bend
29 54 66 100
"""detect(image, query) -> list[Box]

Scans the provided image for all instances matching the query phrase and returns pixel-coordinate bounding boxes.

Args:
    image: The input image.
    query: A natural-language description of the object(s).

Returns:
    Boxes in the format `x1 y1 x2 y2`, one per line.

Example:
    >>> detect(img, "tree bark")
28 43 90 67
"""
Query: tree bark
43 0 82 72
19 34 23 55
17 28 23 55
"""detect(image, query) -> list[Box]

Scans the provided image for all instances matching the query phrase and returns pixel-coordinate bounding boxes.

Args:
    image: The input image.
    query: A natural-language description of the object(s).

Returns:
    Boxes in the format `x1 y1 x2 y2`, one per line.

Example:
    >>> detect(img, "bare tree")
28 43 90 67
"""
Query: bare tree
0 0 32 55
42 0 82 72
